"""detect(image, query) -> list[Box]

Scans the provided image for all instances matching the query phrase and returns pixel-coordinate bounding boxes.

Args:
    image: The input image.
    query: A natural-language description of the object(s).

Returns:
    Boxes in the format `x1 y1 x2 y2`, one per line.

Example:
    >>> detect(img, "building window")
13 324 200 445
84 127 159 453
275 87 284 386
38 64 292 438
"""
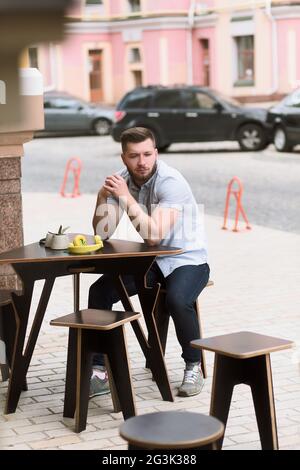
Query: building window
234 35 254 86
88 49 103 102
122 89 151 108
129 48 141 64
152 90 182 109
84 0 104 16
128 0 141 13
28 47 39 69
184 90 216 110
132 70 143 87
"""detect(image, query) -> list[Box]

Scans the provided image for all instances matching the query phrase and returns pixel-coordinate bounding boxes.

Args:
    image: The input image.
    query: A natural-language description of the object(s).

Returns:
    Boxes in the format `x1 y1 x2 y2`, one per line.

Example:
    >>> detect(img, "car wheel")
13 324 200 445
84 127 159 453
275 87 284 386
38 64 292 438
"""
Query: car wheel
237 123 267 151
93 119 111 136
274 126 293 152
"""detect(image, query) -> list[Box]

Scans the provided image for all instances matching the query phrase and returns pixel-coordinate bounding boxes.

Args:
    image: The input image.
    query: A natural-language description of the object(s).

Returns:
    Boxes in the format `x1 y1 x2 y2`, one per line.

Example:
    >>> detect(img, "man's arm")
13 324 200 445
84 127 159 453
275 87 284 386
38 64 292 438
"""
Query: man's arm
92 187 121 239
103 175 179 245
119 195 178 245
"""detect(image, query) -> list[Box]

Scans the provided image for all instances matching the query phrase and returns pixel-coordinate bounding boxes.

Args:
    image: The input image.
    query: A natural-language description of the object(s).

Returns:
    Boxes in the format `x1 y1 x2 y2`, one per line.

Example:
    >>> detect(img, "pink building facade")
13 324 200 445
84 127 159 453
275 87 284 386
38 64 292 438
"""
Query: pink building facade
31 1 300 104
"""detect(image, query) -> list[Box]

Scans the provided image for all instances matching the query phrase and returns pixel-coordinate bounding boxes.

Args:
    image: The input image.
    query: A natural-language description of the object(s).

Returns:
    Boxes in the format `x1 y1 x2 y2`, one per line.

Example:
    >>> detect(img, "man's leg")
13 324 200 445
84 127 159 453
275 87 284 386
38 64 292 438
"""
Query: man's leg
164 263 210 396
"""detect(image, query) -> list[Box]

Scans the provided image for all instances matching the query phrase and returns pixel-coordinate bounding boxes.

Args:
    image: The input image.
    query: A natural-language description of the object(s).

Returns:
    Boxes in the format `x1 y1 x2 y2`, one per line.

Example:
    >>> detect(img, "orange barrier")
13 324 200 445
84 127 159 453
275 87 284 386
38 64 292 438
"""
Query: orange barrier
222 176 251 232
60 157 82 198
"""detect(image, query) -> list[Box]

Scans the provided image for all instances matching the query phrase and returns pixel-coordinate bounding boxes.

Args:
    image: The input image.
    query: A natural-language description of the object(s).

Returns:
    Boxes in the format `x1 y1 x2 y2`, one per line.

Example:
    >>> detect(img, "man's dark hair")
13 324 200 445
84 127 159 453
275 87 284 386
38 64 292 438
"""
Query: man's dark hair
120 127 156 153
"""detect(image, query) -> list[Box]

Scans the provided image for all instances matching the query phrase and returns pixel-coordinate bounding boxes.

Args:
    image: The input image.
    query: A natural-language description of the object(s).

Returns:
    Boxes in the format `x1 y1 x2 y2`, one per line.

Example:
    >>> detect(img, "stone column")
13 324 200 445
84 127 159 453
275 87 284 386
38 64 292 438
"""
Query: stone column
0 132 33 289
0 68 44 289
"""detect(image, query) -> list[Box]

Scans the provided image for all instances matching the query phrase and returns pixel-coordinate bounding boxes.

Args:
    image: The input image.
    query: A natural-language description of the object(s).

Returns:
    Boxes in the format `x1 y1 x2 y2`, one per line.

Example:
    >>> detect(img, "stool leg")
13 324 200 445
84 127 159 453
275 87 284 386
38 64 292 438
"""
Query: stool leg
128 444 143 450
210 354 238 449
63 328 77 418
75 329 93 433
247 354 279 450
1 302 28 390
155 293 170 356
1 363 9 381
147 294 208 380
195 300 207 379
146 292 170 369
0 305 10 381
106 326 136 420
104 355 122 413
73 273 80 312
1 303 16 379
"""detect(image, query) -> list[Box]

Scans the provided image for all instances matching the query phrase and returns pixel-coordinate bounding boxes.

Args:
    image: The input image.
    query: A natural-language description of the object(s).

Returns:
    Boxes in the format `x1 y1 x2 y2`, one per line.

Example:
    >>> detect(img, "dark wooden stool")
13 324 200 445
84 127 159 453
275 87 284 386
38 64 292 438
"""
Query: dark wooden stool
0 290 19 382
191 331 294 450
120 411 224 450
147 280 214 378
50 308 141 433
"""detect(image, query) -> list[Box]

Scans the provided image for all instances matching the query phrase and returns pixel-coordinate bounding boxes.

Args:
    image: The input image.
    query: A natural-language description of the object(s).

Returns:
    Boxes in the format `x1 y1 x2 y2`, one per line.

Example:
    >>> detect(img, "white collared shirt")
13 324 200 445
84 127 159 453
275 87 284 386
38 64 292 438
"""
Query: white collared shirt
107 160 208 277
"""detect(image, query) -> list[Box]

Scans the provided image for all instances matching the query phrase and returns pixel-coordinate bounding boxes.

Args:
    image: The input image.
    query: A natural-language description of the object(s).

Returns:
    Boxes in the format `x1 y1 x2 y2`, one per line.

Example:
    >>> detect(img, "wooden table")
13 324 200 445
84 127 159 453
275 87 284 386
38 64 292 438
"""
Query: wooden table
0 237 182 414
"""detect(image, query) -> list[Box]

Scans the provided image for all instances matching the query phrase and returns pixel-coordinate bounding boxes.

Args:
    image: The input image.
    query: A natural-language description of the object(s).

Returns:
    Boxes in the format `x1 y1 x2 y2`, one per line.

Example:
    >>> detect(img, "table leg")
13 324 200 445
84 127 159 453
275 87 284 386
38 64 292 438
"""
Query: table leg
136 279 173 402
114 274 173 402
5 276 55 413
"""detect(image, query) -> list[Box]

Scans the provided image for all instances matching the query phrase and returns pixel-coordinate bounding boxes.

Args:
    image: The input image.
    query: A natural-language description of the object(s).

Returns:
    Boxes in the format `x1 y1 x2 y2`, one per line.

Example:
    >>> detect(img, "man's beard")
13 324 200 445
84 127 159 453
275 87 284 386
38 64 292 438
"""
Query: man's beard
129 162 157 186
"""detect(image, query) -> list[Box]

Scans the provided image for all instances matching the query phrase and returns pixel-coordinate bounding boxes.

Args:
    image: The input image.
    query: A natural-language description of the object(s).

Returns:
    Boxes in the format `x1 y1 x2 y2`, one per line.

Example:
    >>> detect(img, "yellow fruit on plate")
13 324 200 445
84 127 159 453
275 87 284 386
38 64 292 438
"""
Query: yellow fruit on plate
73 234 87 246
94 235 102 244
68 242 74 248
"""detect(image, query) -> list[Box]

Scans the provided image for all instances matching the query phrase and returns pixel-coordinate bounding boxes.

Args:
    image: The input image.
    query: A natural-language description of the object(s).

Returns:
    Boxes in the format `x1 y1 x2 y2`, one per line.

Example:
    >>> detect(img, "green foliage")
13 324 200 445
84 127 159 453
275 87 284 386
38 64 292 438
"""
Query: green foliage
57 225 70 235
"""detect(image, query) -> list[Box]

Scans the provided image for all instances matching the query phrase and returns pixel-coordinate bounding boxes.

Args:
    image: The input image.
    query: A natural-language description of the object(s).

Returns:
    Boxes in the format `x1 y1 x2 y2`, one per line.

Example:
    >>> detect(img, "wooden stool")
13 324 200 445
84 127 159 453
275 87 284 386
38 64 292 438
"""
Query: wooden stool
120 411 224 450
50 308 141 433
191 331 294 450
148 280 214 378
0 290 19 382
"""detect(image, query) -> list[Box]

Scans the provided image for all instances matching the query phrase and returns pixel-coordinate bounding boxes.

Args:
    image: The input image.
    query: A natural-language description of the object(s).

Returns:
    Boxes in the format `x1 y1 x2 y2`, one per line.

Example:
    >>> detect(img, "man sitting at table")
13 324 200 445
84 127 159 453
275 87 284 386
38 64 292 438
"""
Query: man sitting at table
88 127 209 398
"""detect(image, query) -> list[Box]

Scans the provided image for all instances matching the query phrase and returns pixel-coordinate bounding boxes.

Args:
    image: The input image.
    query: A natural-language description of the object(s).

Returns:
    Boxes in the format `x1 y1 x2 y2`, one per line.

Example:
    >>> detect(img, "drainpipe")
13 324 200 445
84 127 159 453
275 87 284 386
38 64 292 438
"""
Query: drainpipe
187 1 196 85
265 0 278 95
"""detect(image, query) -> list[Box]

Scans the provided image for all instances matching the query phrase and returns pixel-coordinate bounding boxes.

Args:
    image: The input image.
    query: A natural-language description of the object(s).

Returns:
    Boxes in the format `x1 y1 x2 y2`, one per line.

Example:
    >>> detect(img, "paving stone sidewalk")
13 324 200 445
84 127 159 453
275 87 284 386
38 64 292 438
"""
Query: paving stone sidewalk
0 193 299 450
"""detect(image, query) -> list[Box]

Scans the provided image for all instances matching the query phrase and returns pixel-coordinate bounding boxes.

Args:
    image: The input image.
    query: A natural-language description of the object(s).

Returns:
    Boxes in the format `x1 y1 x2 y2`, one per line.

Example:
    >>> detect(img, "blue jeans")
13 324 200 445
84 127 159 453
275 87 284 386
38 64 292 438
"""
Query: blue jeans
88 262 210 366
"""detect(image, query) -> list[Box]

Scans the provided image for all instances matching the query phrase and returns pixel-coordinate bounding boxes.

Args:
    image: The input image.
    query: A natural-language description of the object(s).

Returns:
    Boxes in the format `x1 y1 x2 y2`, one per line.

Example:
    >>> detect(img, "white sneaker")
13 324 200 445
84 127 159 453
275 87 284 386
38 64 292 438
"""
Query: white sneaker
177 362 204 397
89 366 110 398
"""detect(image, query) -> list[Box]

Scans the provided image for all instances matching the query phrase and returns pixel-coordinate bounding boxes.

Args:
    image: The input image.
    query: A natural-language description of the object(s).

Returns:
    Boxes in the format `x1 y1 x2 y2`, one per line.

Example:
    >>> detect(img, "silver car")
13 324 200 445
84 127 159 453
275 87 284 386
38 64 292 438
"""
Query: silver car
41 91 114 136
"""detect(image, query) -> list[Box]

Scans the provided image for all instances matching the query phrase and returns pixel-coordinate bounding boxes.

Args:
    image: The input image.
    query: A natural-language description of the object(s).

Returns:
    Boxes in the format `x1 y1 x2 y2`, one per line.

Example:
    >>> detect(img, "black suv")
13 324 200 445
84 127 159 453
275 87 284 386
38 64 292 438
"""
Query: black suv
267 88 300 152
112 86 272 151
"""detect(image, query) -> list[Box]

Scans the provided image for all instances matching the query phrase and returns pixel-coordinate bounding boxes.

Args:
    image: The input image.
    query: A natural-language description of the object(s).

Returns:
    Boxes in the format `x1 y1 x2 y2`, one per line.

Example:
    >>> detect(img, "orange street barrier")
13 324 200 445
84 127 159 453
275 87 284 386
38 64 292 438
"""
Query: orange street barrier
222 176 251 232
60 157 82 198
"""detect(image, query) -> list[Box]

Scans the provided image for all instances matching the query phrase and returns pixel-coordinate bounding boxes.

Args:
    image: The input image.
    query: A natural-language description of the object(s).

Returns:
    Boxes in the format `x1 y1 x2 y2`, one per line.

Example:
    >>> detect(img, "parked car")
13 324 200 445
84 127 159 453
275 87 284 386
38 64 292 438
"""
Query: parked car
267 88 300 152
112 85 272 151
39 91 114 136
